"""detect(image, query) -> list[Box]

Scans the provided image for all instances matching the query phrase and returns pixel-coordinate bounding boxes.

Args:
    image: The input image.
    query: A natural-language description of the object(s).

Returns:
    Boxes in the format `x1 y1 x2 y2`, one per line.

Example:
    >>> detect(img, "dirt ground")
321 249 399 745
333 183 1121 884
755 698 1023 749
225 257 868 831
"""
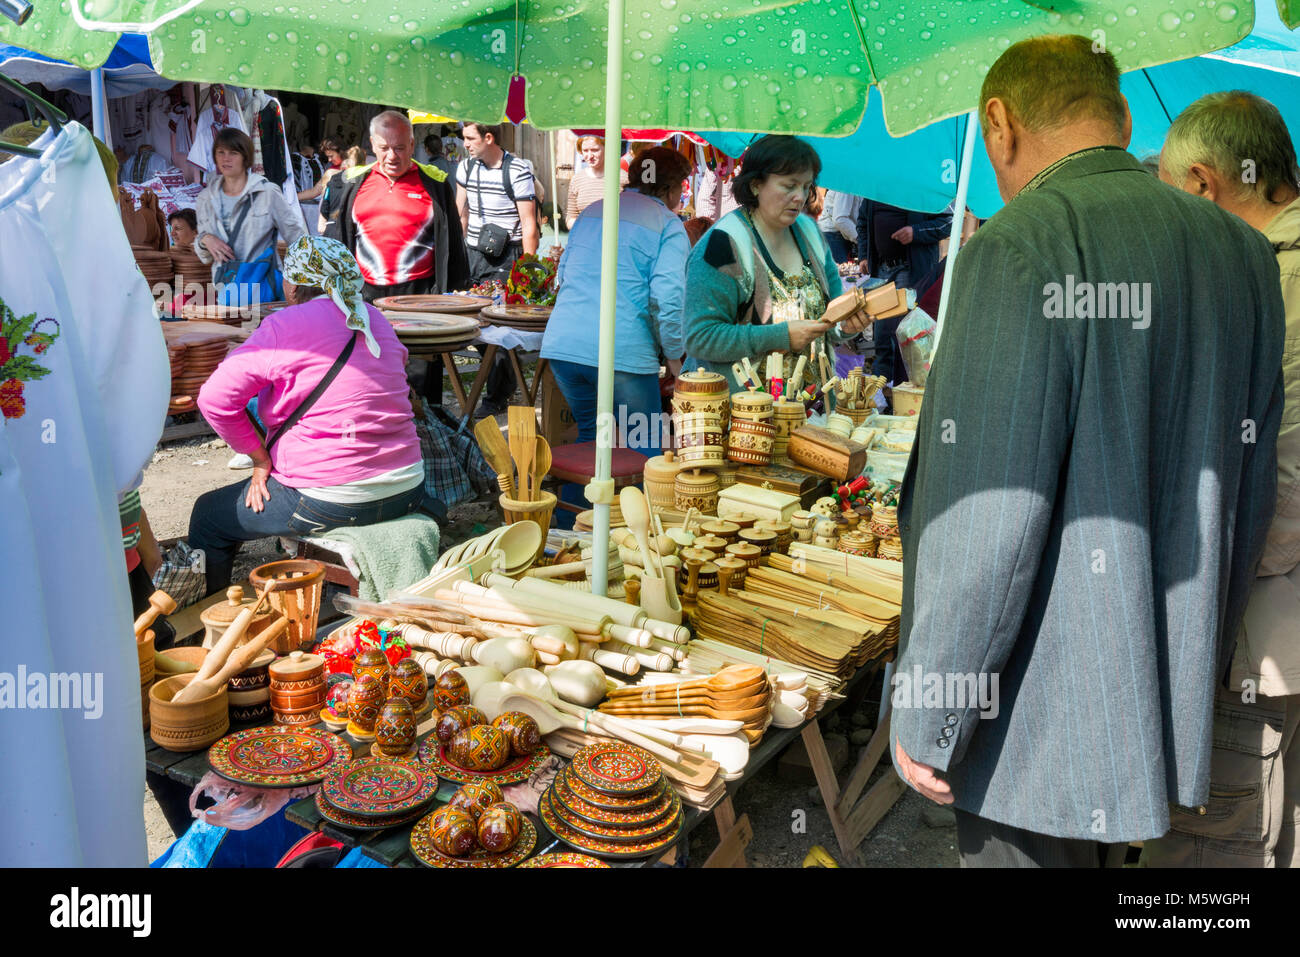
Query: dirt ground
140 422 957 868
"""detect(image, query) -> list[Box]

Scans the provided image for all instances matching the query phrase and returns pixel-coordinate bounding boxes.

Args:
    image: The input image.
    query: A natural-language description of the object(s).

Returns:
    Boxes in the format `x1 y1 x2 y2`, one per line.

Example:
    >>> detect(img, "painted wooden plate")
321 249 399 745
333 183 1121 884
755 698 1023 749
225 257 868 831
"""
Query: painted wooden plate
314 790 428 832
553 772 679 831
480 303 553 322
549 784 682 845
384 313 481 338
408 811 537 868
557 767 669 812
208 727 352 787
519 852 609 868
539 789 683 861
418 738 551 785
320 756 439 818
568 741 663 796
374 294 493 314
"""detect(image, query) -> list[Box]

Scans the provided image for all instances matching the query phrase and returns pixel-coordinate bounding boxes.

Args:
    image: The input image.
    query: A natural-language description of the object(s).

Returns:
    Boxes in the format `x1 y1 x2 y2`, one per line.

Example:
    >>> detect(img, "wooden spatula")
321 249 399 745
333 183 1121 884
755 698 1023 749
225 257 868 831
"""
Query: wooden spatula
474 416 515 497
507 405 536 501
532 436 551 502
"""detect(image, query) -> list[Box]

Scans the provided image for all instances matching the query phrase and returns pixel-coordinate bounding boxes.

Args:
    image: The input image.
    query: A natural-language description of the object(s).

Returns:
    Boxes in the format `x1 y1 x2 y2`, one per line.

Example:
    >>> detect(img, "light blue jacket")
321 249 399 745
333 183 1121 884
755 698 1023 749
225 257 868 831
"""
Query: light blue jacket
541 189 689 375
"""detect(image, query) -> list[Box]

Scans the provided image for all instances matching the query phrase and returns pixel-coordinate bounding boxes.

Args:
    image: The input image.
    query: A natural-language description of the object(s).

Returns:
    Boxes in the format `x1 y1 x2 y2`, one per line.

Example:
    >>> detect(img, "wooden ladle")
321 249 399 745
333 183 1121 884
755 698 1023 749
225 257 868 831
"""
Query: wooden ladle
619 486 660 580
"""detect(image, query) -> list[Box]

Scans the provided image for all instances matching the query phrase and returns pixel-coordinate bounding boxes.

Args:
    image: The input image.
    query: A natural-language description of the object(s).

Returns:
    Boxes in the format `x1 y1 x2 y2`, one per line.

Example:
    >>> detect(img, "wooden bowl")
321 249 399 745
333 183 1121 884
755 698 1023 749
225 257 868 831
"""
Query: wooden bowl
154 645 209 679
137 629 156 687
149 673 230 753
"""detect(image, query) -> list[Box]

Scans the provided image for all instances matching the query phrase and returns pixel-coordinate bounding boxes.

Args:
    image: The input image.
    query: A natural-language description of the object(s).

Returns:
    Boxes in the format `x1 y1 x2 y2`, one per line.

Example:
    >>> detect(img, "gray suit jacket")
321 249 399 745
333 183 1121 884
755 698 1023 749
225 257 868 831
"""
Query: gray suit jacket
893 148 1285 842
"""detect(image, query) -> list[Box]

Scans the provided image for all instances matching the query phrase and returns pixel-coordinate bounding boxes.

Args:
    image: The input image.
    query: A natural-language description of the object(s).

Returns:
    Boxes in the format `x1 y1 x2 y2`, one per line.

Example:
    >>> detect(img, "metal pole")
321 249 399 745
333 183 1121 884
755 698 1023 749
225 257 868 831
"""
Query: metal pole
90 67 110 148
589 0 625 597
549 128 559 246
933 109 978 354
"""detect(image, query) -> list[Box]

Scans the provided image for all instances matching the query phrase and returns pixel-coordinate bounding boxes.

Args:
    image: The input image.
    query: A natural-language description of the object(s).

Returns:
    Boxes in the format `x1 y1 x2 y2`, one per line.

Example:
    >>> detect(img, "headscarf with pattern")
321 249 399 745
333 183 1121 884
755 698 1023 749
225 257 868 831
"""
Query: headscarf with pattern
282 235 380 357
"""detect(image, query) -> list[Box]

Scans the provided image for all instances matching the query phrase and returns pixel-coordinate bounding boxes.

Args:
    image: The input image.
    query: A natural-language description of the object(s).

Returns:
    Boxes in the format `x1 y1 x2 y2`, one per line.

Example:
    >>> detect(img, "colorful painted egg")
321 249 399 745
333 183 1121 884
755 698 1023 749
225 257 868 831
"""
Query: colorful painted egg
477 802 523 853
435 704 487 744
388 659 428 707
353 647 391 694
492 711 542 757
450 725 510 771
325 680 353 717
432 671 471 712
346 674 384 734
428 805 478 858
374 697 417 757
448 779 505 821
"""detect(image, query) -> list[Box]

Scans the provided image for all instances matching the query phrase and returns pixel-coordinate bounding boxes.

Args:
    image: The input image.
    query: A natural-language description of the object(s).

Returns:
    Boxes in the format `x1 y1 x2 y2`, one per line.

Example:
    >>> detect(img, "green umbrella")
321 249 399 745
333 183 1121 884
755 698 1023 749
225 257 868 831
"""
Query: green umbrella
3 0 1283 595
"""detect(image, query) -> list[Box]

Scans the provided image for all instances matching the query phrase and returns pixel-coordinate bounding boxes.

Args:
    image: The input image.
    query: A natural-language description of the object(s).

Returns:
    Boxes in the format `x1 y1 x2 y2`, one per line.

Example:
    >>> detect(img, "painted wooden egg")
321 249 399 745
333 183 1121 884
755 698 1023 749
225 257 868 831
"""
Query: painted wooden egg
374 697 417 757
388 659 428 707
448 780 505 821
428 805 478 858
432 671 471 712
435 705 487 745
325 680 353 717
346 674 384 733
353 648 391 694
451 725 510 771
492 711 542 756
477 802 523 853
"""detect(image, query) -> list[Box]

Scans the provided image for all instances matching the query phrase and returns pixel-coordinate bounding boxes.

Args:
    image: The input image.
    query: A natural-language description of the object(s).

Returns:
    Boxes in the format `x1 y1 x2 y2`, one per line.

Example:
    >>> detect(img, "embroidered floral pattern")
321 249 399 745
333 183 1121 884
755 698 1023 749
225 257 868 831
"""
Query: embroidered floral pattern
0 299 60 421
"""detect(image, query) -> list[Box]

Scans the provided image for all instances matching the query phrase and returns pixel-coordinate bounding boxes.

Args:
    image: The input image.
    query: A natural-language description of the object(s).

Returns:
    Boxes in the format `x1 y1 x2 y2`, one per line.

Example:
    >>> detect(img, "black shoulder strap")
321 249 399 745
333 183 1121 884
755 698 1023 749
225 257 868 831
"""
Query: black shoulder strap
500 152 515 202
265 331 358 452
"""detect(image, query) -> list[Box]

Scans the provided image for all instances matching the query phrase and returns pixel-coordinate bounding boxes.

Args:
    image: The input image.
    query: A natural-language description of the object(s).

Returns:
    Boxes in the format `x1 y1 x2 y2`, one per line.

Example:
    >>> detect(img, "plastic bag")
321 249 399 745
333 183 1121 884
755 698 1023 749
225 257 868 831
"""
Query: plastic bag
894 307 936 389
189 771 315 830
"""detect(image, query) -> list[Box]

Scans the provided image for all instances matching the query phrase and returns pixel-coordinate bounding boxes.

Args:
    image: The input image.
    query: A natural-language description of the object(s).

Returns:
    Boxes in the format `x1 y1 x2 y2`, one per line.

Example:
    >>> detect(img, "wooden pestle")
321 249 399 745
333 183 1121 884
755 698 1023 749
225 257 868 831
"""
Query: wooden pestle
193 583 270 683
133 590 177 638
174 616 289 703
625 578 641 606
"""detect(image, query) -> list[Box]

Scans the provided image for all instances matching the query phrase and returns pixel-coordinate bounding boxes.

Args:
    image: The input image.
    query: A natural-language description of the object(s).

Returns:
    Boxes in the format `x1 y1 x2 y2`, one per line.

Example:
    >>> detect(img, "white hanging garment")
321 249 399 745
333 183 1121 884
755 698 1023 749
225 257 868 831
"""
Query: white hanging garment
0 122 169 866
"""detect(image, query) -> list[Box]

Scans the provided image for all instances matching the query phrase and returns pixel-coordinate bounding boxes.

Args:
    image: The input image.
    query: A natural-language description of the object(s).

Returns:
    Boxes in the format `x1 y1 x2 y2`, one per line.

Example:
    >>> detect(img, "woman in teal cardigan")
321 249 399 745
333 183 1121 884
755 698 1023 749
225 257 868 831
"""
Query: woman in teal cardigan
684 136 862 390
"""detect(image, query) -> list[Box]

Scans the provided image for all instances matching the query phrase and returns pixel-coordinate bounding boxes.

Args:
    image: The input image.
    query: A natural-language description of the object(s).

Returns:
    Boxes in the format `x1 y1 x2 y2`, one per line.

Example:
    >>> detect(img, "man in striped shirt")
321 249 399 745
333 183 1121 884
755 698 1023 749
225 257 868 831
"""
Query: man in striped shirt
456 122 540 283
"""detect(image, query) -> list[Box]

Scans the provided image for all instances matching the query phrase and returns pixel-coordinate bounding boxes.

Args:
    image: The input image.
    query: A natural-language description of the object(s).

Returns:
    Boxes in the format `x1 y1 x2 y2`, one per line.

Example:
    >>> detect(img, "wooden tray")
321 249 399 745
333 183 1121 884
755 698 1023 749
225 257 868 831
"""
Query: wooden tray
375 294 494 314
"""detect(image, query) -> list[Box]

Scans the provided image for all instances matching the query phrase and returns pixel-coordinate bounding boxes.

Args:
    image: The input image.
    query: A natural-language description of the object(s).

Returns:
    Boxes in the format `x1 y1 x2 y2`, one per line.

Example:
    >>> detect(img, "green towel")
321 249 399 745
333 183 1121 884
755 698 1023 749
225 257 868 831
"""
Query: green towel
321 513 442 602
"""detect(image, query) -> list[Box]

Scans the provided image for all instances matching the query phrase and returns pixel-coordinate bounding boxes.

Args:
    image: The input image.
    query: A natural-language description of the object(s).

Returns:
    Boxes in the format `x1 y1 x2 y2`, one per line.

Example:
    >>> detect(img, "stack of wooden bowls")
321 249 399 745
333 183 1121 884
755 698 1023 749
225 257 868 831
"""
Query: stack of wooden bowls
539 742 684 860
168 336 230 406
268 651 327 726
169 246 211 304
133 246 174 297
479 303 552 331
315 755 440 833
374 293 493 316
380 312 480 352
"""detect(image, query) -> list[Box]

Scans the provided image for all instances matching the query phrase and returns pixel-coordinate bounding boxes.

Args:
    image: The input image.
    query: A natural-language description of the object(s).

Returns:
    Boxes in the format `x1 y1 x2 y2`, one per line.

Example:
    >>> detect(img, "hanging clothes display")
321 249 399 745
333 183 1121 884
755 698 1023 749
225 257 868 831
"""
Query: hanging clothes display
0 121 169 866
186 84 249 174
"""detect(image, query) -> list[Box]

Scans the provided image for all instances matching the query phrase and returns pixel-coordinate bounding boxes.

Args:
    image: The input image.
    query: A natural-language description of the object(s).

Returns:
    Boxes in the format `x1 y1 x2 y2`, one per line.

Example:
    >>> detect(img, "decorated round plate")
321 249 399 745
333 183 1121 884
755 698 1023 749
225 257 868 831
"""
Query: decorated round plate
549 784 682 845
314 790 428 832
519 852 609 869
384 313 480 337
557 767 668 812
480 303 553 322
320 756 440 819
553 771 679 830
569 741 663 796
375 294 493 314
409 811 537 868
208 727 352 787
418 739 551 785
539 789 683 861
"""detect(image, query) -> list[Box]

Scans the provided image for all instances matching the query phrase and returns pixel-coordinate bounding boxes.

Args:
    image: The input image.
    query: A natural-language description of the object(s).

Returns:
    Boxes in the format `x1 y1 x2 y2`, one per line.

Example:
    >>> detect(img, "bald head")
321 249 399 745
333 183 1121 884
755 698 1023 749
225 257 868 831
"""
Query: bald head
370 110 414 180
979 34 1132 201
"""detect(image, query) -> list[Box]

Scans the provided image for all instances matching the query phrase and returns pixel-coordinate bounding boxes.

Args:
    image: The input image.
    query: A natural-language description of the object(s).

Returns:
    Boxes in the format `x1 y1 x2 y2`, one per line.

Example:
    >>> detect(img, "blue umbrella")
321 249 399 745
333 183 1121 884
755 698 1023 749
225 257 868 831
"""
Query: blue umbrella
704 3 1300 219
0 34 170 97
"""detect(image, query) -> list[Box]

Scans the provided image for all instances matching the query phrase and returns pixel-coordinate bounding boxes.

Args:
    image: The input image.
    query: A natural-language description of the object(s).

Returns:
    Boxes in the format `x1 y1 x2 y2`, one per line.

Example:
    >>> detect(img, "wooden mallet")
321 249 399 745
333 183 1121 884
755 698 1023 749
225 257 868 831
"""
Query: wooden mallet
134 590 177 638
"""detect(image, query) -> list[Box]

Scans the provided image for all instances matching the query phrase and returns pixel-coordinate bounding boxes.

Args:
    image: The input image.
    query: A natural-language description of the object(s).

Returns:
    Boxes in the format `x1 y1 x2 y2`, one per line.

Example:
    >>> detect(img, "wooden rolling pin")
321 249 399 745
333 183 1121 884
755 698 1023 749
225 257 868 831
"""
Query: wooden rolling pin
480 573 690 642
133 590 177 638
579 642 641 676
173 616 289 703
602 638 675 672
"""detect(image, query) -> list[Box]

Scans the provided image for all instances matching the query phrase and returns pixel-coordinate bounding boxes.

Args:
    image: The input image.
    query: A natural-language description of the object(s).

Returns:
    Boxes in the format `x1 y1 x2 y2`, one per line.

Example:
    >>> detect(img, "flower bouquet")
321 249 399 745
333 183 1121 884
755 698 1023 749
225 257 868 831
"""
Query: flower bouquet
504 253 558 306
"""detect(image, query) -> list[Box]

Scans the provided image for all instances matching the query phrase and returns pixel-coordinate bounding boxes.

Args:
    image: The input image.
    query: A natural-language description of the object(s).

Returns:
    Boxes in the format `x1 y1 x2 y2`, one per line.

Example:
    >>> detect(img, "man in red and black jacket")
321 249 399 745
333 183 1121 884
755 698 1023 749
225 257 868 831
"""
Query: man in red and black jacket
327 110 469 300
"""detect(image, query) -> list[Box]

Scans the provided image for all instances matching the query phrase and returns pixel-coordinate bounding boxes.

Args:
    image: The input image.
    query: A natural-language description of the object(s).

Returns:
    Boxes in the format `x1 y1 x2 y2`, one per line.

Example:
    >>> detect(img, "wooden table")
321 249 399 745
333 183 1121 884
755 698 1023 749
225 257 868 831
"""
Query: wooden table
406 339 548 424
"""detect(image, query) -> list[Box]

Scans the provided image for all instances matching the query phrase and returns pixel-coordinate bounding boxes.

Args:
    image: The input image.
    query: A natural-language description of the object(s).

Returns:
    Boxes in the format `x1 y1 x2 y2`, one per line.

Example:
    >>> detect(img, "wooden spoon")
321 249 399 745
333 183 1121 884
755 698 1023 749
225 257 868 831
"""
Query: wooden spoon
508 406 536 501
604 664 764 699
619 486 659 580
532 436 551 502
474 416 515 497
598 701 771 723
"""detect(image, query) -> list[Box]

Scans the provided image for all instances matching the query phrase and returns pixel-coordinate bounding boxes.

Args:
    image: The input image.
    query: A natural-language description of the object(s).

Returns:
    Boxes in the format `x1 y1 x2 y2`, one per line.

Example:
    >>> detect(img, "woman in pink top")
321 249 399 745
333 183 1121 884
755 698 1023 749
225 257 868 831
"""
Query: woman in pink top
188 236 426 594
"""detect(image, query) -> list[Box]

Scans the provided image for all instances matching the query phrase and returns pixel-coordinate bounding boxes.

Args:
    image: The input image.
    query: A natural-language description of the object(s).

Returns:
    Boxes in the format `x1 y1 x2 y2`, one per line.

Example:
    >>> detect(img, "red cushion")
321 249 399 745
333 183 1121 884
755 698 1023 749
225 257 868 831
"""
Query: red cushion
548 441 648 479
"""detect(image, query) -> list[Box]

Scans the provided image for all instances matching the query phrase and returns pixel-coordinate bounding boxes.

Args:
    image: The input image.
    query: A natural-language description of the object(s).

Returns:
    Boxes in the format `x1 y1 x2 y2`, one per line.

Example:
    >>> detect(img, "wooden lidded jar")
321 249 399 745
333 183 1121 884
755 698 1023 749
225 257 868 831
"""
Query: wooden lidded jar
700 519 740 544
837 529 876 558
726 419 775 466
673 367 731 431
227 648 275 724
200 585 272 649
730 390 774 424
714 555 748 590
674 412 725 468
674 467 720 515
643 449 684 511
725 541 762 569
738 527 777 557
692 534 729 555
755 519 794 554
771 399 807 461
268 651 327 727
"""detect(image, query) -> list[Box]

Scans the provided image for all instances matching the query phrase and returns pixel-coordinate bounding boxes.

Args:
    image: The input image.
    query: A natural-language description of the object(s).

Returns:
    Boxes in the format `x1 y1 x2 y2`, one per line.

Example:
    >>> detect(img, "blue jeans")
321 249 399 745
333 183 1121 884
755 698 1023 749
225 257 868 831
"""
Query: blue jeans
822 230 855 265
187 475 426 596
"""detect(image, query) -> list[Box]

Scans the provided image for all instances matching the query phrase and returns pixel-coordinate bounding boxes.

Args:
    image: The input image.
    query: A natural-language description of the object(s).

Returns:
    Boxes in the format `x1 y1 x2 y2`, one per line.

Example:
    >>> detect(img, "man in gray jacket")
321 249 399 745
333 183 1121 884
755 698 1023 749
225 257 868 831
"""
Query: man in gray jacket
892 35 1285 866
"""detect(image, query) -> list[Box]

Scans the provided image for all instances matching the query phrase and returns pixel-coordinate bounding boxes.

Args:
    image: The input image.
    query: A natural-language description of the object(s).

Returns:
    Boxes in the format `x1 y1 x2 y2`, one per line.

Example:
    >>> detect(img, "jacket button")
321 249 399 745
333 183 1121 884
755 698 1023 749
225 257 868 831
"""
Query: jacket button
937 737 950 748
945 713 958 726
942 726 955 738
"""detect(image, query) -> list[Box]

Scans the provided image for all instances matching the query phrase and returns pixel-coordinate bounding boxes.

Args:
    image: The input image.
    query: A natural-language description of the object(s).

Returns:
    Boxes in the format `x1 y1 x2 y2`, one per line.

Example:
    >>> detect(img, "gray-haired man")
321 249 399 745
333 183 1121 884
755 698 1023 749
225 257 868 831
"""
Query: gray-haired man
1143 91 1300 867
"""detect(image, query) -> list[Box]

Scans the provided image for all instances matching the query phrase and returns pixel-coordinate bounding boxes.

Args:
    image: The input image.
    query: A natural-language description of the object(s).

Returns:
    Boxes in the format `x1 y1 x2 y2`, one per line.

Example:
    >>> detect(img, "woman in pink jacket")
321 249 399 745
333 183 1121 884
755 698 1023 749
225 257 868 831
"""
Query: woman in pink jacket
189 236 426 594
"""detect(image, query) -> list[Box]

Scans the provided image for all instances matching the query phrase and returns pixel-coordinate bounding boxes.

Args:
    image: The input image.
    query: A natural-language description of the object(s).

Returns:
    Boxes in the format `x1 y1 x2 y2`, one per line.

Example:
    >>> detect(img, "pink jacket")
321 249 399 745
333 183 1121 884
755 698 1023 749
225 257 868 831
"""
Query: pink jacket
198 299 419 489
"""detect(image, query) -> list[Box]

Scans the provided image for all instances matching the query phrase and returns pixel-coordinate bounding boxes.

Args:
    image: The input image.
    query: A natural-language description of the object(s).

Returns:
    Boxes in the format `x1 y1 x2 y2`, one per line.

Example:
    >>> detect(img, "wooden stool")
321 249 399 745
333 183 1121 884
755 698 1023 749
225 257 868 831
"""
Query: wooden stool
545 441 648 517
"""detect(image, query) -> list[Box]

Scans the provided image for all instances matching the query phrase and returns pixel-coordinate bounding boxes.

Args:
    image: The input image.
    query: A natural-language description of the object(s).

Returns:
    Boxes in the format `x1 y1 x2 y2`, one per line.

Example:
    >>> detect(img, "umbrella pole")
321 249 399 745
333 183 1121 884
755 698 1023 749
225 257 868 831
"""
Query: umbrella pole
549 129 559 244
90 67 110 149
933 109 978 353
589 0 626 597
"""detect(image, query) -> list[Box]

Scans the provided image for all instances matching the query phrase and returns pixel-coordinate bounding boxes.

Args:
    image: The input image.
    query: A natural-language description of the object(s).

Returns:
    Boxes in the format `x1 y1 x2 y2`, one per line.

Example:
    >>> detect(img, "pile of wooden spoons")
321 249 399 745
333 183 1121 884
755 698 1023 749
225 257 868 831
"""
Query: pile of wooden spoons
599 665 773 744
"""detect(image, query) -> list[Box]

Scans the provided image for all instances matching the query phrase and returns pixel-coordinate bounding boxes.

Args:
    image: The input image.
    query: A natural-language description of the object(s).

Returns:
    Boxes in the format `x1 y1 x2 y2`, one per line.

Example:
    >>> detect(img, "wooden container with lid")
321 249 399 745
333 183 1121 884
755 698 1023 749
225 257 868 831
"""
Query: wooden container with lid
725 541 762 569
730 390 774 423
738 527 777 556
692 534 729 554
228 648 275 724
674 467 720 514
699 519 740 544
643 449 684 510
673 368 731 431
200 585 273 649
268 650 327 726
756 519 794 554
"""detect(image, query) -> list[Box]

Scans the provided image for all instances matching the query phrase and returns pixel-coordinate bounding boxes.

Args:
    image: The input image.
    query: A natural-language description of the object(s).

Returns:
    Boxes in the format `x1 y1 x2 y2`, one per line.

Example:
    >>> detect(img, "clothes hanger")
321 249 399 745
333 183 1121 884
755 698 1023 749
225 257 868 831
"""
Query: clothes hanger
0 73 68 159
